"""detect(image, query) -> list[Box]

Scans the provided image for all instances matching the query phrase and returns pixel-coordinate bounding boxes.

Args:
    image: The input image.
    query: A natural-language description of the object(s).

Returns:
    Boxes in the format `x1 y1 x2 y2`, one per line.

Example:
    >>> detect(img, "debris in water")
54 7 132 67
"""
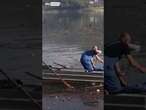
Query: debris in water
55 96 58 100
96 89 100 93
48 106 51 110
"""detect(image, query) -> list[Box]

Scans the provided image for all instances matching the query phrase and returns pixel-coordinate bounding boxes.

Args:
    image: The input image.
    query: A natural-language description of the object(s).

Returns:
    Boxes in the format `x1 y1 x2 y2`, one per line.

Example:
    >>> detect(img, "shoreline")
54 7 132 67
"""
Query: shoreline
43 6 104 13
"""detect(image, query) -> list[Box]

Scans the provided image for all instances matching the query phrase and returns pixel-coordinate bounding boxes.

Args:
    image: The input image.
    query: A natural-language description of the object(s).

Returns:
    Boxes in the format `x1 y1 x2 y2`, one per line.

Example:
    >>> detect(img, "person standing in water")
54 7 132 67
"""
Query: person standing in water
80 45 103 72
104 32 146 94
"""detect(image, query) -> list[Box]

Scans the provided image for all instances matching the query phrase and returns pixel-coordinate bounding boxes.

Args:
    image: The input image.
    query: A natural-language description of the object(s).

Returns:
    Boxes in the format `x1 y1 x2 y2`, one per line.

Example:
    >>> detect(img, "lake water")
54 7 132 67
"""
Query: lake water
43 9 104 68
43 93 103 110
43 84 103 110
0 3 41 85
42 8 104 110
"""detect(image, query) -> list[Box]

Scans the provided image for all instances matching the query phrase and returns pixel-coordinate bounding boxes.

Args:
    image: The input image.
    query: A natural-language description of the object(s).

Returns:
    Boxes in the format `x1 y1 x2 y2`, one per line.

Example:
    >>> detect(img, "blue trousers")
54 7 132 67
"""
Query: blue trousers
80 58 93 72
104 56 122 93
80 57 104 72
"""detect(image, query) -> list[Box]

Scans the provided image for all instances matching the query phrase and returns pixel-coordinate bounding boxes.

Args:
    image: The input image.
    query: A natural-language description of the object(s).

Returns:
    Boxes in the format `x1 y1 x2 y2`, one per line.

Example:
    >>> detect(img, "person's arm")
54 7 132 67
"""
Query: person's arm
115 62 128 86
95 55 103 63
115 62 122 74
127 54 146 73
91 58 96 69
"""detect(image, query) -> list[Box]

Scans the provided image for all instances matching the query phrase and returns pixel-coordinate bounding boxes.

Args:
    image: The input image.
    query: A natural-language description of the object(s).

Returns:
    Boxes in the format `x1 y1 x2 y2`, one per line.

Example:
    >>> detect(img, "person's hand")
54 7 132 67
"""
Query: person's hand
118 72 126 76
140 66 146 73
118 72 128 87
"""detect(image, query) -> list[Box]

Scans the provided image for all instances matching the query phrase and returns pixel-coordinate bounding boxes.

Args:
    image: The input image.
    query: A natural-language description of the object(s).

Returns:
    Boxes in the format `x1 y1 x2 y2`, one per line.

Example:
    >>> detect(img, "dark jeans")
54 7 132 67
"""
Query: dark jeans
104 56 122 93
80 58 93 72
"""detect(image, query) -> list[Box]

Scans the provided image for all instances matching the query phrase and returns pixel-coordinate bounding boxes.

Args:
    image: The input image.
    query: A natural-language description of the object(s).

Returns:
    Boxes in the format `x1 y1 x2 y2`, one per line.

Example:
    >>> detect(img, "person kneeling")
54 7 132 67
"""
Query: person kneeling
80 45 104 72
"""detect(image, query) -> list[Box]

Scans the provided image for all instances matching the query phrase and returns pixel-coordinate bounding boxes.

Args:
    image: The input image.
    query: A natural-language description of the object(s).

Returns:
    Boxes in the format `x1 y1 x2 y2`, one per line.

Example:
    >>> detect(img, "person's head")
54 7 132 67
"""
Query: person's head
119 32 132 44
92 45 102 54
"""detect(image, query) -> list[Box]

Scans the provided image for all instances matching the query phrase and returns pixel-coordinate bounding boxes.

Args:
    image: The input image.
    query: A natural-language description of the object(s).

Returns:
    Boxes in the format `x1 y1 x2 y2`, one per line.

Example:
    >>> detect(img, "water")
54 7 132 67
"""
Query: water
43 85 103 110
42 8 104 110
0 2 41 85
43 9 104 68
43 93 103 110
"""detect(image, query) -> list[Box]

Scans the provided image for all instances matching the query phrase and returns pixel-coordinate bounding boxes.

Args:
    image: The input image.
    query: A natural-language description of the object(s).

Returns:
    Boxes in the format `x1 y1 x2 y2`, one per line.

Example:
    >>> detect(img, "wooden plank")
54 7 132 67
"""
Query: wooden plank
0 97 41 102
43 75 104 82
43 68 104 75
105 94 146 110
105 94 146 105
43 68 103 82
0 89 41 99
43 73 103 78
43 69 103 78
105 103 146 108
43 72 103 82
43 77 103 82
0 100 41 110
105 104 146 110
43 74 103 80
0 88 41 109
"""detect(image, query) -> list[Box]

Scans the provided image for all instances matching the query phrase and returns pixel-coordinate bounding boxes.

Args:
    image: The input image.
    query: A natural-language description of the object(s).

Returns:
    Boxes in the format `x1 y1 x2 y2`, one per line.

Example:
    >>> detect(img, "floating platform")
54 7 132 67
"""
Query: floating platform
43 68 104 83
0 86 41 110
105 94 146 110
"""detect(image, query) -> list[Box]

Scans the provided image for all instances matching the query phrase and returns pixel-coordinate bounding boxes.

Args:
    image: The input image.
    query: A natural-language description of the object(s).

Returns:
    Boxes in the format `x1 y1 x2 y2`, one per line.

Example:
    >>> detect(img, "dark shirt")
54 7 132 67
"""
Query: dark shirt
105 41 131 59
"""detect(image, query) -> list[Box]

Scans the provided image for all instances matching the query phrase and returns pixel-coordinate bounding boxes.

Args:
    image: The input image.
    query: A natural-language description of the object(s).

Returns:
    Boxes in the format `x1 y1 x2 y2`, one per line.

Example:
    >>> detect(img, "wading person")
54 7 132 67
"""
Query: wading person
104 32 146 94
80 45 103 72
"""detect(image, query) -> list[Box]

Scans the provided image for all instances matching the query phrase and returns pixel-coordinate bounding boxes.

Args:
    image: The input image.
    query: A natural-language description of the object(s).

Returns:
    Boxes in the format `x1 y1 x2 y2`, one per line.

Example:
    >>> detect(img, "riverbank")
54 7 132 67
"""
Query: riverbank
43 5 104 12
87 6 104 13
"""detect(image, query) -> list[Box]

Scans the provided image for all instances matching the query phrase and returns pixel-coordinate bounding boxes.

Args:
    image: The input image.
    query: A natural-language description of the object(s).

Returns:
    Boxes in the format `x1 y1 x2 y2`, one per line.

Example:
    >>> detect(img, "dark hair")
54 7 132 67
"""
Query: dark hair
119 32 129 38
119 32 132 41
